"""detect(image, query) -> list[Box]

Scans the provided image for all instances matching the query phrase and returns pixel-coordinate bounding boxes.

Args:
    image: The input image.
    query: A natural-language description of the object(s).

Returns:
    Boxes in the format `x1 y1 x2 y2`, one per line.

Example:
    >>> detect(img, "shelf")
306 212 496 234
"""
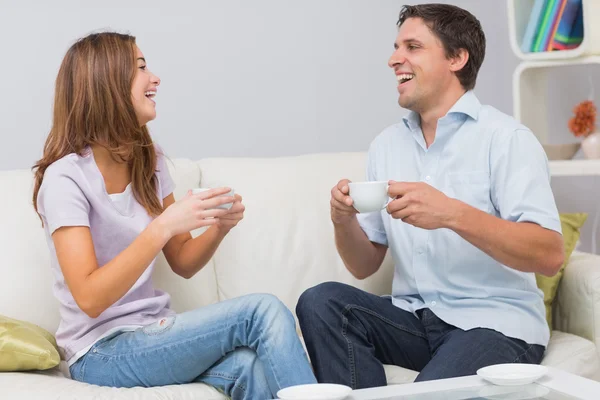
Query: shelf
512 56 600 144
507 0 600 61
550 159 600 176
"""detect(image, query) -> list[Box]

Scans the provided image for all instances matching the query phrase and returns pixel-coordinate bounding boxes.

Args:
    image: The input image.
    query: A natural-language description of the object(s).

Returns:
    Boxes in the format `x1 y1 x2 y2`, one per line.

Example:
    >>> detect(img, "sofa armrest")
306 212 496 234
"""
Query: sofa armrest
553 251 600 354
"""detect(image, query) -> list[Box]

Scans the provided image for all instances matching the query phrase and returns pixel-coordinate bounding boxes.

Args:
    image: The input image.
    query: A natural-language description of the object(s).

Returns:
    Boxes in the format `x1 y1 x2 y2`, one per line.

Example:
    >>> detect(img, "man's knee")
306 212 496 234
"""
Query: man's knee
296 281 354 322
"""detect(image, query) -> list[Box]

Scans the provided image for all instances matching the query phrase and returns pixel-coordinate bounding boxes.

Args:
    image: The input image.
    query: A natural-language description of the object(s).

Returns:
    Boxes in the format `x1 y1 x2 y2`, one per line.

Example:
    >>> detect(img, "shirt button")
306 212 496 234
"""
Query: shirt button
425 176 431 181
431 301 437 307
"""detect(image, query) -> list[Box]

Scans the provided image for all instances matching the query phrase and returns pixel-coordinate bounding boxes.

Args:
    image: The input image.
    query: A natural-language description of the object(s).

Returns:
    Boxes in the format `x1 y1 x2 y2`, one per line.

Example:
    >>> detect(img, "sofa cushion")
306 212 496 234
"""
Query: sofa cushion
0 368 226 400
196 153 395 320
541 330 600 381
0 315 60 371
536 213 587 330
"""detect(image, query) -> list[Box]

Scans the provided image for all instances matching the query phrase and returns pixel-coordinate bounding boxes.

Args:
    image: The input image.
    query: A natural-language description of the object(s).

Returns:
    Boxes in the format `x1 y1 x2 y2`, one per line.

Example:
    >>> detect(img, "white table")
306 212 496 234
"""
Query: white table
347 367 600 400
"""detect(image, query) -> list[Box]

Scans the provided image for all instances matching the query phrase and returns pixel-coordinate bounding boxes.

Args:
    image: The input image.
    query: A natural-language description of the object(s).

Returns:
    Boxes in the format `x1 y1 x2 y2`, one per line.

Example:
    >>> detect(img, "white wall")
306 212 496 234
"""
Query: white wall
2 0 599 252
0 0 516 170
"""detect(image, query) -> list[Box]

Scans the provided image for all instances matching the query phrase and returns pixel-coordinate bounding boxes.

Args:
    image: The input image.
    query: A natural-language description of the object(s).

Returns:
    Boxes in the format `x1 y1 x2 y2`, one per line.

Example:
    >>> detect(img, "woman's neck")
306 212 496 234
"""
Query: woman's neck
91 145 131 194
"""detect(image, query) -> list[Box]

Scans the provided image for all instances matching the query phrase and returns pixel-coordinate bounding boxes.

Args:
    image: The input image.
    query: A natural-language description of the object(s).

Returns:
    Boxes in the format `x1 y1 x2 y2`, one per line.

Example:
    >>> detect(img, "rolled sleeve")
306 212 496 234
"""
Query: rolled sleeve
491 129 562 234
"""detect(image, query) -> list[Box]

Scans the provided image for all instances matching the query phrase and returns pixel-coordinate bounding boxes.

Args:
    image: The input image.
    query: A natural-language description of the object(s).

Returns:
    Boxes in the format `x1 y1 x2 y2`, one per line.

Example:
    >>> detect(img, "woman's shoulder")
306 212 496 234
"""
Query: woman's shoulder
43 150 92 184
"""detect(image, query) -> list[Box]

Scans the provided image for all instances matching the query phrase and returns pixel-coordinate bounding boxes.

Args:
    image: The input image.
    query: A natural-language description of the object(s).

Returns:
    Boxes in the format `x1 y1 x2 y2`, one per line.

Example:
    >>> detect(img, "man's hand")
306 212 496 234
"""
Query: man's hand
330 179 358 224
386 181 459 230
215 194 245 233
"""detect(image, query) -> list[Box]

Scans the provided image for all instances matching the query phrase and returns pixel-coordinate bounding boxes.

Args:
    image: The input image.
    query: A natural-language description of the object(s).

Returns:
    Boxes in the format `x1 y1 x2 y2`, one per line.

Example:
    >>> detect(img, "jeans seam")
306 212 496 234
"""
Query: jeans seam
343 304 427 339
341 313 356 389
203 373 247 394
512 343 534 363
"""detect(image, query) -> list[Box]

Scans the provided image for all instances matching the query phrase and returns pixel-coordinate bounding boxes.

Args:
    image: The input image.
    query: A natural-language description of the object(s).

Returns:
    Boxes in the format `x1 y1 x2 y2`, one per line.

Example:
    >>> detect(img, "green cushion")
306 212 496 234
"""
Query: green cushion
0 315 60 371
536 213 588 331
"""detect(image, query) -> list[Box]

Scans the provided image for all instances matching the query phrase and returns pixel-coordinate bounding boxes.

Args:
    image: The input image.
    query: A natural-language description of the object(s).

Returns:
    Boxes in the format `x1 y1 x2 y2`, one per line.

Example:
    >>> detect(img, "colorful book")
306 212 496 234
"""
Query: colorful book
534 0 560 52
552 0 583 49
521 0 547 53
546 0 568 51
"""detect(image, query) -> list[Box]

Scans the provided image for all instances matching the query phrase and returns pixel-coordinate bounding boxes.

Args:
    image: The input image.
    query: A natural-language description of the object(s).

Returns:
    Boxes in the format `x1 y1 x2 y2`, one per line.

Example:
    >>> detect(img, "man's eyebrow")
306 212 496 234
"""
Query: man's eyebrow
394 38 423 49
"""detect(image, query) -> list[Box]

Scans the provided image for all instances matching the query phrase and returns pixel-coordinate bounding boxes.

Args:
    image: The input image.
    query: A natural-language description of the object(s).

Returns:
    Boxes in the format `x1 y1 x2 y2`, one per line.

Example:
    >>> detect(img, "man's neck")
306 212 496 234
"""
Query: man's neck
418 87 467 147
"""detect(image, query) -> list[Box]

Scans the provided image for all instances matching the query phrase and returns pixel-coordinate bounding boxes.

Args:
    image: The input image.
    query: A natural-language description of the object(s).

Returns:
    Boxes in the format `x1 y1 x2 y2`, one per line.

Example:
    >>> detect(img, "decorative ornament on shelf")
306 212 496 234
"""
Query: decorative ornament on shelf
569 99 600 159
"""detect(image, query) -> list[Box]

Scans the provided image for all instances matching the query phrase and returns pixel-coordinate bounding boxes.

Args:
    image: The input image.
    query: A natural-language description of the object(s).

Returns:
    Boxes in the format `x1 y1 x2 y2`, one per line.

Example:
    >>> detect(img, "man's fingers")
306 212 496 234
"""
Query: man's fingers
386 197 410 214
337 179 351 195
387 181 416 198
331 197 355 213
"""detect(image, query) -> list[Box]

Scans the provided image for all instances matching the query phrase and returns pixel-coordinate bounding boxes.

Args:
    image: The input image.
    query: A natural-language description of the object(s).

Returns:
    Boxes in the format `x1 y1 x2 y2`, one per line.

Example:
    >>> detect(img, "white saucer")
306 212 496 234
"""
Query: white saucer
277 383 352 400
477 363 548 386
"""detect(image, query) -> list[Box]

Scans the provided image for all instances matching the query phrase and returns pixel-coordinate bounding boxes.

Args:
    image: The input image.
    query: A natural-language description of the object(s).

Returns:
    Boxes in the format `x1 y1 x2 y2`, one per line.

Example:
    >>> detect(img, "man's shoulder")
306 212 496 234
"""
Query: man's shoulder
478 104 531 136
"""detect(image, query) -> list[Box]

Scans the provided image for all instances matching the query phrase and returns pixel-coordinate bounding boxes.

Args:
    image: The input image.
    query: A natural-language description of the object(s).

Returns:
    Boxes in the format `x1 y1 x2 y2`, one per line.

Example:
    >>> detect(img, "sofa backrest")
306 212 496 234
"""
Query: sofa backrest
0 168 59 333
197 152 394 318
0 152 394 335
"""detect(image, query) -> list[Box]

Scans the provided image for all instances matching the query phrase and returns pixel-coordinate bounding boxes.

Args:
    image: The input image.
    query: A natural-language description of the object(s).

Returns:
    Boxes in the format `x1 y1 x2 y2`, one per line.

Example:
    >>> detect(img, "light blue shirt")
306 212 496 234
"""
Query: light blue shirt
357 91 561 346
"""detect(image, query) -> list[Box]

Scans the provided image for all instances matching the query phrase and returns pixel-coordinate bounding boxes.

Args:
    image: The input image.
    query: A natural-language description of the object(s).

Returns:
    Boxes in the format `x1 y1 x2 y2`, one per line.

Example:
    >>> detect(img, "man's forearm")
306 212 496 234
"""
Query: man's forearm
334 217 387 279
448 200 564 276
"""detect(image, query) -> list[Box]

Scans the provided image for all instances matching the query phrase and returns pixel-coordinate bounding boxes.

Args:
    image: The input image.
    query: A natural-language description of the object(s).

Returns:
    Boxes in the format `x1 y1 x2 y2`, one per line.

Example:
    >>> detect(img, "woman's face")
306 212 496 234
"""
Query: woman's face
131 46 160 126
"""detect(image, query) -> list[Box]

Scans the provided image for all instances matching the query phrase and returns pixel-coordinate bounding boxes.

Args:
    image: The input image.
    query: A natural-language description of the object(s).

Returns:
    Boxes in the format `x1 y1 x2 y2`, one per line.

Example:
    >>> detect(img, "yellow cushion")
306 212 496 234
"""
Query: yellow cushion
536 213 588 331
0 315 60 371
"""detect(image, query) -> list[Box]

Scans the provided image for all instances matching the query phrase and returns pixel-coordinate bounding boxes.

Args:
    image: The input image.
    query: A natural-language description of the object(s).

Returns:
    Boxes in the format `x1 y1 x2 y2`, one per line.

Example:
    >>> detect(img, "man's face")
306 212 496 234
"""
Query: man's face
388 17 456 112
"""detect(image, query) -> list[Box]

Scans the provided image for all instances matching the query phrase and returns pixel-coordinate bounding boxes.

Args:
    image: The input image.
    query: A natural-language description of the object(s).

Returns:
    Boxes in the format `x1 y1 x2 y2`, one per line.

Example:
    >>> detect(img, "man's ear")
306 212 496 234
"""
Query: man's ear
449 48 469 73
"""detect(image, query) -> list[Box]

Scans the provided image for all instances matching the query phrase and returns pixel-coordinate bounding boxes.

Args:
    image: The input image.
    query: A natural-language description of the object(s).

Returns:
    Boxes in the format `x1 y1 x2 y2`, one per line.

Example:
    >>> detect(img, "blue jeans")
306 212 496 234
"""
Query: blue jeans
296 282 545 389
70 293 316 399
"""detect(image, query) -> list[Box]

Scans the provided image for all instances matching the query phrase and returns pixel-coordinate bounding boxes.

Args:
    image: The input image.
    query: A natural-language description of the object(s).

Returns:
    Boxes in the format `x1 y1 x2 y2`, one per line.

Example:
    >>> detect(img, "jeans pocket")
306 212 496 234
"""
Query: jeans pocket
142 316 176 336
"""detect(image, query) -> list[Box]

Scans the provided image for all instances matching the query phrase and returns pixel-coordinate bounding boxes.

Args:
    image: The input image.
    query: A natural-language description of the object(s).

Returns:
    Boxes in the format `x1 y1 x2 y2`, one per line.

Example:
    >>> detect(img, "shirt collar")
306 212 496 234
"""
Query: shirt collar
402 90 481 131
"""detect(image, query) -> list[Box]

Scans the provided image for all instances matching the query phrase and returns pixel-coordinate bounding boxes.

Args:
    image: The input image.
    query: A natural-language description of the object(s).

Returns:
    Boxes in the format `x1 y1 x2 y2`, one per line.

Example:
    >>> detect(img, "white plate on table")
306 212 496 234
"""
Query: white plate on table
477 363 548 386
277 383 352 400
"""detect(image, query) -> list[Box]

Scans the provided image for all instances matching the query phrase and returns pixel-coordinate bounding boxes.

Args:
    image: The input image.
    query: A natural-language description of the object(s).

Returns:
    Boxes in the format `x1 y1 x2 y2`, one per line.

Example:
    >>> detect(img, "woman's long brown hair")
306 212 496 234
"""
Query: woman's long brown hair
32 32 163 219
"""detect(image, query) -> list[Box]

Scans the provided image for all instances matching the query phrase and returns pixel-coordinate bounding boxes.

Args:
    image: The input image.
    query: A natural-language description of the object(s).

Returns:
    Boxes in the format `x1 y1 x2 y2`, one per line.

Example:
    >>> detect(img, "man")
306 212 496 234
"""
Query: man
296 3 564 389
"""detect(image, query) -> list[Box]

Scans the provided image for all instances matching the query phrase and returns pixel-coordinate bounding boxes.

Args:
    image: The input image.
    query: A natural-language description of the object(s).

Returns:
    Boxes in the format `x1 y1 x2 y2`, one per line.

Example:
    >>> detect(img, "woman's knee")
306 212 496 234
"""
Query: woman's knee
243 293 294 325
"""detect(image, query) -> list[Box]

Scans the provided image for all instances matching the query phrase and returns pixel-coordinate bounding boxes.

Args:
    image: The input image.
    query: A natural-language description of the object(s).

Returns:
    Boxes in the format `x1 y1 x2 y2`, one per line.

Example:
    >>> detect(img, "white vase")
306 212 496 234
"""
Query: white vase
581 131 600 159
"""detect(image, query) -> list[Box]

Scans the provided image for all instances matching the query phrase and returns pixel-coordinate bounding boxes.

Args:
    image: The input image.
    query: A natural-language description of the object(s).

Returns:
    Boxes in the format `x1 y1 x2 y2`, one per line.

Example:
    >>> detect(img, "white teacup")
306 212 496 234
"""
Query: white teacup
191 188 235 210
348 181 389 213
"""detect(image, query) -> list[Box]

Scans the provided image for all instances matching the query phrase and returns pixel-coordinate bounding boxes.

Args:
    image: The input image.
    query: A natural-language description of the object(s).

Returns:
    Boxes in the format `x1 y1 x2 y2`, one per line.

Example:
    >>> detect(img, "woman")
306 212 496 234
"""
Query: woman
32 32 316 399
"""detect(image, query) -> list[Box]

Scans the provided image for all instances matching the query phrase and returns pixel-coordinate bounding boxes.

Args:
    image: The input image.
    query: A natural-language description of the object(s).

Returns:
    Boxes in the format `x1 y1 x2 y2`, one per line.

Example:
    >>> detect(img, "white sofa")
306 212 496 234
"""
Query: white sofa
1 152 600 399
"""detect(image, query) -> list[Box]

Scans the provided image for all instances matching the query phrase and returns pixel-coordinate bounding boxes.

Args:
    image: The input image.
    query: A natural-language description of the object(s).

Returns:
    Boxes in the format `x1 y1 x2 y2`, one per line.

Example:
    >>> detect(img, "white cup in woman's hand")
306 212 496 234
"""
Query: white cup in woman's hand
192 188 235 210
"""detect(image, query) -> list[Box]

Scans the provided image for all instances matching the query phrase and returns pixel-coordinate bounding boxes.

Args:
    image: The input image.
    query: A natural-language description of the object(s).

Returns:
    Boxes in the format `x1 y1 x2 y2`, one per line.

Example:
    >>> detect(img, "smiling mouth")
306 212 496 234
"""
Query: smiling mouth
145 91 156 102
397 73 415 85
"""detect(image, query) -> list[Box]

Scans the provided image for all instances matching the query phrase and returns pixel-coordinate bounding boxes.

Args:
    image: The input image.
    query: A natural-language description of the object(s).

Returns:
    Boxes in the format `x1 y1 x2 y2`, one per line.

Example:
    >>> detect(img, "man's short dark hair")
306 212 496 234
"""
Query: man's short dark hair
397 4 486 91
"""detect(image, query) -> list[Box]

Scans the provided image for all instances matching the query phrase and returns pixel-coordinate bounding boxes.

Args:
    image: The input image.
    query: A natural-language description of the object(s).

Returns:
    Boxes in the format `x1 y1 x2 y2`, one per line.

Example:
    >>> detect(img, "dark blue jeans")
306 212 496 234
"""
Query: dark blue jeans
296 282 545 389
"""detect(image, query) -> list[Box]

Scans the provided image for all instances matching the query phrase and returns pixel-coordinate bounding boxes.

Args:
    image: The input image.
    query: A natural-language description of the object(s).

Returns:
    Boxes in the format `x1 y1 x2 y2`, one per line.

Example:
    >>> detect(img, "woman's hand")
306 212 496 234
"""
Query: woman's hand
215 194 245 234
154 188 235 239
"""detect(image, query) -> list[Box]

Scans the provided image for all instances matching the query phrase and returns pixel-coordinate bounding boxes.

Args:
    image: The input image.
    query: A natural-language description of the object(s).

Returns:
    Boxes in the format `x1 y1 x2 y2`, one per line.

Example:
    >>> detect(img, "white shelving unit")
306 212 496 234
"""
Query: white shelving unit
513 56 600 145
508 0 600 61
509 0 600 175
508 0 600 254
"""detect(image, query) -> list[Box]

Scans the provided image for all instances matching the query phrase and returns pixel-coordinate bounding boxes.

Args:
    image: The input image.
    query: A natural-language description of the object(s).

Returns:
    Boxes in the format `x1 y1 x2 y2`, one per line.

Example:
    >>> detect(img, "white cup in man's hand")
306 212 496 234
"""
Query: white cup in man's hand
191 188 235 210
348 181 389 213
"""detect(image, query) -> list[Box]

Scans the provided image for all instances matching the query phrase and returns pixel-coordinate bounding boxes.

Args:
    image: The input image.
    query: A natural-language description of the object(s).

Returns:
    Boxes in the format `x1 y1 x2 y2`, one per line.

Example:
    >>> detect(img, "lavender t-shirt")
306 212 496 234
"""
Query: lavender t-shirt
37 145 176 363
